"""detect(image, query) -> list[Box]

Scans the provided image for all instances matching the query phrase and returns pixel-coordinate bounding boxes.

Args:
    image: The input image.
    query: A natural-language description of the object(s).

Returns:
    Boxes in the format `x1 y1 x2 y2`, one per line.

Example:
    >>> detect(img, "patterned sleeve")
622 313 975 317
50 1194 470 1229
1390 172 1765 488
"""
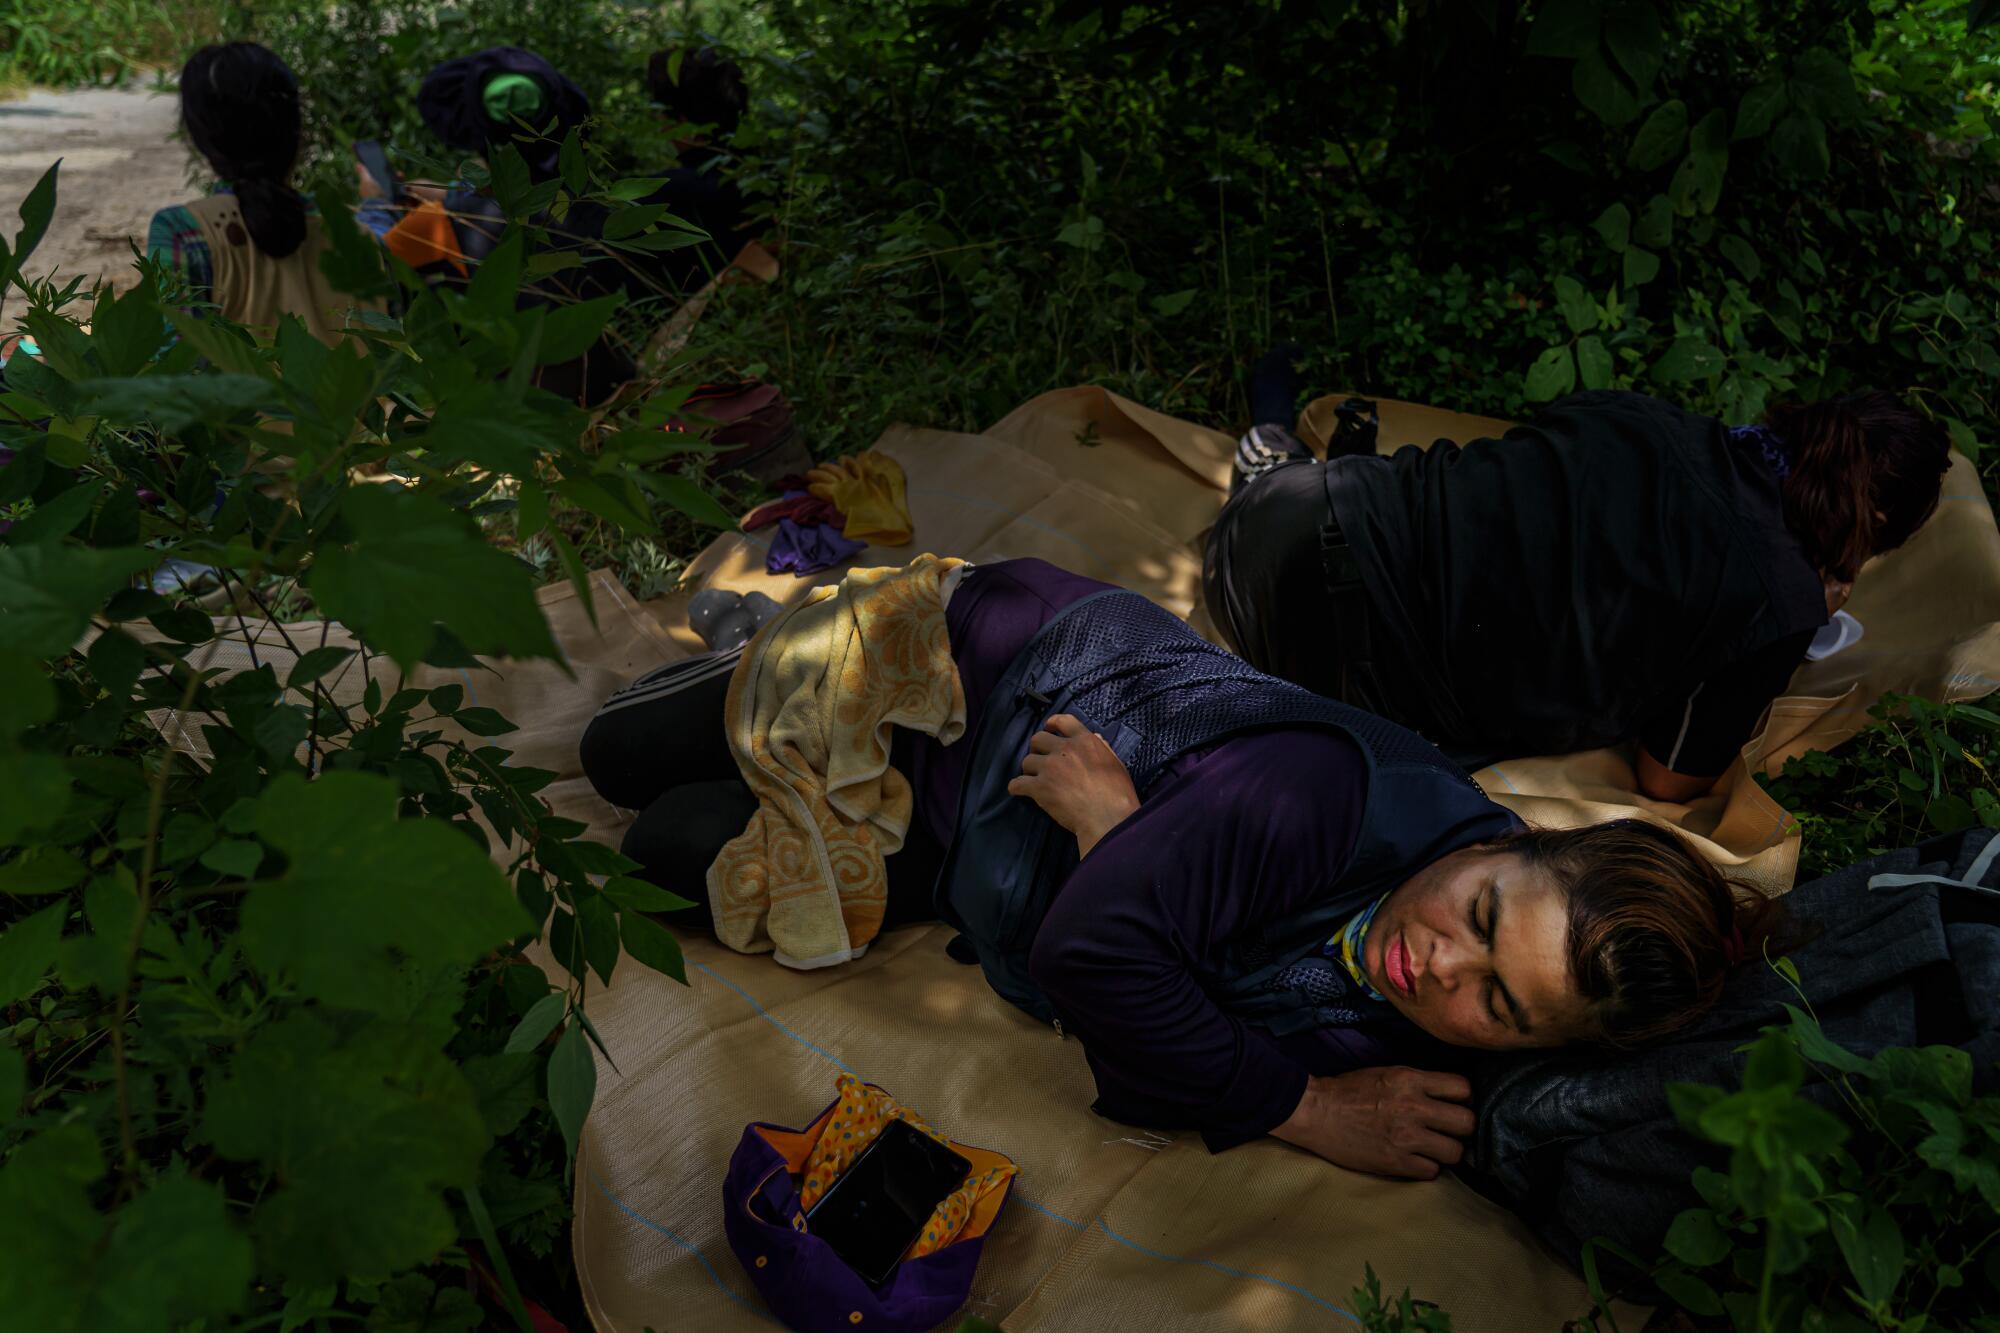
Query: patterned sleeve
145 205 214 307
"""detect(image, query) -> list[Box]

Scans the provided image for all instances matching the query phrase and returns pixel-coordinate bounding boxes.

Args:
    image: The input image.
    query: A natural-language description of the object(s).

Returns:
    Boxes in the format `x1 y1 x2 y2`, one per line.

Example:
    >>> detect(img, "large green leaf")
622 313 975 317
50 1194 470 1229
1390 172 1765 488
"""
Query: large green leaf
1663 1209 1731 1268
1524 345 1577 402
0 900 67 1005
1717 234 1760 281
10 161 59 273
85 1177 255 1332
241 772 531 1010
1575 335 1614 390
1591 202 1631 252
1734 79 1790 140
537 293 626 365
1831 1206 1904 1307
1572 47 1643 126
1634 194 1674 248
88 284 166 380
1603 2 1664 92
0 1125 106 1332
420 393 552 476
1789 47 1861 123
0 545 154 658
5 479 104 547
77 374 284 432
503 993 567 1054
548 1022 597 1162
308 484 560 670
1622 244 1661 287
204 1012 489 1282
0 650 55 734
635 470 736 529
1524 0 1601 57
1551 275 1594 334
0 750 69 847
619 910 687 983
1650 336 1727 383
464 230 528 325
1669 150 1725 216
1770 109 1831 178
1626 99 1688 171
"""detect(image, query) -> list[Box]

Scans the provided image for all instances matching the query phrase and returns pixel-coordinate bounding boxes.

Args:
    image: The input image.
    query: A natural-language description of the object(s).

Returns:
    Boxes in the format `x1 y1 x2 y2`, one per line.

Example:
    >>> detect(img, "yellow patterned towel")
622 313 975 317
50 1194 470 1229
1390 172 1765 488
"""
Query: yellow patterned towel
800 1075 1019 1259
708 555 969 967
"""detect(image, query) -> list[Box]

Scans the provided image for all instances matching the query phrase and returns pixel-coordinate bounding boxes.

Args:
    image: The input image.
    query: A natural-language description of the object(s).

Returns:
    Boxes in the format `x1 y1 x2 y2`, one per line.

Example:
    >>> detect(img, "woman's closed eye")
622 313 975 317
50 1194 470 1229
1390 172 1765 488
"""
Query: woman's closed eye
1468 882 1494 946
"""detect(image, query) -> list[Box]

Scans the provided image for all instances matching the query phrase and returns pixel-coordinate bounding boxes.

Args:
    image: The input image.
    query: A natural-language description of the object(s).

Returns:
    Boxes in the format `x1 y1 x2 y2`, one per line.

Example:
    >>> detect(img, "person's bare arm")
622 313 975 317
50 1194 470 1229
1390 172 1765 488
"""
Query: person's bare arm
1635 746 1718 804
1271 1068 1477 1179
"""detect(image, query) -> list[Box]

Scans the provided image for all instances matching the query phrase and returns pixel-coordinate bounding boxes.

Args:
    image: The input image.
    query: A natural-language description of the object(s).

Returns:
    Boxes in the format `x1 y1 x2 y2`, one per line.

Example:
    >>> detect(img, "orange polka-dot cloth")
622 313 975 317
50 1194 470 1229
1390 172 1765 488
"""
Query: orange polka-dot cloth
799 1075 1018 1259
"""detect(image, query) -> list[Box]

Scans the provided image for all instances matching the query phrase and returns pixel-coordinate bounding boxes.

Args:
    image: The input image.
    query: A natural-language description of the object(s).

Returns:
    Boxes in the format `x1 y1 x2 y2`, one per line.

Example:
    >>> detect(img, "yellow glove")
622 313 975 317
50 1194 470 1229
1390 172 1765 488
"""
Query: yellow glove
805 450 913 546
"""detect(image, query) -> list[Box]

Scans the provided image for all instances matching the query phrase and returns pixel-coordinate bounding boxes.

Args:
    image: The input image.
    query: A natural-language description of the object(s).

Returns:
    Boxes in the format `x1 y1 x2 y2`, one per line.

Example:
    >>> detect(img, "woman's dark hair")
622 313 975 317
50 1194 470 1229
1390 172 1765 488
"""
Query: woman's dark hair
180 42 306 259
646 46 749 139
1768 391 1951 584
1498 819 1783 1047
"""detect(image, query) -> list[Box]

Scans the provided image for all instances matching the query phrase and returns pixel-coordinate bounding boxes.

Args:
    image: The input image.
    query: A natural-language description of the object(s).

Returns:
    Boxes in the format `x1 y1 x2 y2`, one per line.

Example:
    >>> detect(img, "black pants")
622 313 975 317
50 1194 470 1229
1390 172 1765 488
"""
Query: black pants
578 647 944 933
1203 457 1350 695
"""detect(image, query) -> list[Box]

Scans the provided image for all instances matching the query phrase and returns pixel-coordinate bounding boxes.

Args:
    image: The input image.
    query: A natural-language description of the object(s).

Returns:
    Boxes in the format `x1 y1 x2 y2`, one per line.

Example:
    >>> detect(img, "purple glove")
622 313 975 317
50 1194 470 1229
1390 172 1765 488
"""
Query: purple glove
766 518 866 576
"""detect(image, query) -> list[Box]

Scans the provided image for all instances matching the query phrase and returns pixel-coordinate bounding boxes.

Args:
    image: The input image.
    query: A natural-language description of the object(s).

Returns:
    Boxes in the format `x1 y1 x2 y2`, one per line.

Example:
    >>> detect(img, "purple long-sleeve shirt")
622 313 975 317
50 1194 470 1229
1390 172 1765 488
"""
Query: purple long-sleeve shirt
903 559 1428 1150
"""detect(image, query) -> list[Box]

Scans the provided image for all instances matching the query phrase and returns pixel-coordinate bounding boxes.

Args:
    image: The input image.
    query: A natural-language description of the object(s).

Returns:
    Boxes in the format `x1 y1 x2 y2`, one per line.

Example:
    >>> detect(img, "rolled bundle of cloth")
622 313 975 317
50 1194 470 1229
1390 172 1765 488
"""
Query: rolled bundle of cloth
708 555 970 967
741 484 866 577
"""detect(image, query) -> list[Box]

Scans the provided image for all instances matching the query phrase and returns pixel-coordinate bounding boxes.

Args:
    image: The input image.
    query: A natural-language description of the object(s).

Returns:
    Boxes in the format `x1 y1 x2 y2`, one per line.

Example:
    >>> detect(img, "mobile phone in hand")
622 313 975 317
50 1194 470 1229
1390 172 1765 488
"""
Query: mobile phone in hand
804 1118 972 1285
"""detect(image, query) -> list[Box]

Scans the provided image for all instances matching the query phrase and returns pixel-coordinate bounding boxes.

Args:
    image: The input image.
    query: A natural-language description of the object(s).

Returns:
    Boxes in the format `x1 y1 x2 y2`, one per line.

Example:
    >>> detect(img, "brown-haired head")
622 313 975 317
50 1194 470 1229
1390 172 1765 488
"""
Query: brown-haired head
1499 819 1781 1048
1767 391 1950 585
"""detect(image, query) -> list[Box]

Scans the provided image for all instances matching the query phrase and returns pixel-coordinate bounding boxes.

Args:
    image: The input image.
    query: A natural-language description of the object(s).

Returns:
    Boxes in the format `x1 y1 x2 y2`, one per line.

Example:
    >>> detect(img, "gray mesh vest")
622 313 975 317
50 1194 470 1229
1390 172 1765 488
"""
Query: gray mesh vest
934 589 1518 1033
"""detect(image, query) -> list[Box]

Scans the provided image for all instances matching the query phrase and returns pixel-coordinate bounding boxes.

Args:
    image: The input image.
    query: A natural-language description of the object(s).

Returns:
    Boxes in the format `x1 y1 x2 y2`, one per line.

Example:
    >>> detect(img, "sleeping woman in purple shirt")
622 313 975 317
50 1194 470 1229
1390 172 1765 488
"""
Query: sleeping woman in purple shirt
581 558 1776 1181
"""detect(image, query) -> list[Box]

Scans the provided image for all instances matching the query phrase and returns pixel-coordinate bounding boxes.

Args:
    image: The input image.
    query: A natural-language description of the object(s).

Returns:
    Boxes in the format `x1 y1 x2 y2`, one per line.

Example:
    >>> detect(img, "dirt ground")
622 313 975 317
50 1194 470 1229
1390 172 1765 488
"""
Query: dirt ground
0 85 194 299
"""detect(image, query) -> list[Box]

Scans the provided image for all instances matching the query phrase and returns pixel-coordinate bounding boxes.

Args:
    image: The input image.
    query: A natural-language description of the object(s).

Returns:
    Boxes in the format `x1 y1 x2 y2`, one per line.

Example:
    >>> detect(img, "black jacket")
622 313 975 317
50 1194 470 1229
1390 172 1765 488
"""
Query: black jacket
1329 390 1828 767
1459 828 2000 1281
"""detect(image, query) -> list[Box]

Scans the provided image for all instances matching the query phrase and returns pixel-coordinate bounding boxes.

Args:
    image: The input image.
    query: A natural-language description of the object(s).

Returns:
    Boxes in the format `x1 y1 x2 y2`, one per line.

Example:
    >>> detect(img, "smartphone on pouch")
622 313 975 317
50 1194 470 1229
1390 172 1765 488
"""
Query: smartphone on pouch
805 1118 973 1285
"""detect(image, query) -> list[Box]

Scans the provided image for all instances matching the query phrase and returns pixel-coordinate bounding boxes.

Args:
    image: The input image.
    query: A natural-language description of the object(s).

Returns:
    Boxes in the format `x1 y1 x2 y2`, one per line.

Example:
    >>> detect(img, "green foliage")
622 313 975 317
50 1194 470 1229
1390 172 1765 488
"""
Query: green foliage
1759 693 2000 882
1351 1264 1452 1332
0 0 202 86
220 0 682 171
0 143 717 1326
1574 979 2000 1332
656 0 1999 471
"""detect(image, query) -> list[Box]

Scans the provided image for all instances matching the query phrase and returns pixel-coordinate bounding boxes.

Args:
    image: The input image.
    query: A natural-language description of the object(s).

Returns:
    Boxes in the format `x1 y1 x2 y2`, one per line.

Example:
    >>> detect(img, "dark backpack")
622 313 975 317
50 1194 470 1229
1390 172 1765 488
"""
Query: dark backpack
1459 829 2000 1280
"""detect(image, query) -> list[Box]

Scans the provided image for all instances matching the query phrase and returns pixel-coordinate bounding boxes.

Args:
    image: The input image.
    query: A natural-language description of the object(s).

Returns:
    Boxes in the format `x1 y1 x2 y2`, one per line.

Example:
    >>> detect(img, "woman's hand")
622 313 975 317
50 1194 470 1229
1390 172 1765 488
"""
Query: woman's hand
1007 714 1140 858
1271 1068 1477 1179
1824 576 1855 617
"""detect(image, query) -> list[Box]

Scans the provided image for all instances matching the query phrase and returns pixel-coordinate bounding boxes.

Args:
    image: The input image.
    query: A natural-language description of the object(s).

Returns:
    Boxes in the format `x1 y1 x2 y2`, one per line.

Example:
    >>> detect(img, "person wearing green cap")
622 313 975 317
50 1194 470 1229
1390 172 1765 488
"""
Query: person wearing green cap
480 70 547 127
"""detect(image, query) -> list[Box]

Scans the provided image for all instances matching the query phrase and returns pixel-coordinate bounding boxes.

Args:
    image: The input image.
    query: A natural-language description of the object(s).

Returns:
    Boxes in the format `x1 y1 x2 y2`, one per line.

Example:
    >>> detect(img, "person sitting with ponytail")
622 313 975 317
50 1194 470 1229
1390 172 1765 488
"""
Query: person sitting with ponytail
147 43 378 346
1206 352 1952 802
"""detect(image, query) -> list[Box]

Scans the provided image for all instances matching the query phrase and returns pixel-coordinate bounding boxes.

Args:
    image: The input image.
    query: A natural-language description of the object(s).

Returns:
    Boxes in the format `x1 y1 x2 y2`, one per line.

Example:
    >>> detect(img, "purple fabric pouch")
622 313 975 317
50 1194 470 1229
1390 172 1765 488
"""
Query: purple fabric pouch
722 1096 1015 1332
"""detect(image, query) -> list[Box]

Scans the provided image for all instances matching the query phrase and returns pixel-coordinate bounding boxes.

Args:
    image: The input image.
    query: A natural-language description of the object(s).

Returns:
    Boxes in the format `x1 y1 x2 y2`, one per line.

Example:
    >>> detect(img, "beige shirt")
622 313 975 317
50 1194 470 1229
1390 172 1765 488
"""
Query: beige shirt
185 194 380 346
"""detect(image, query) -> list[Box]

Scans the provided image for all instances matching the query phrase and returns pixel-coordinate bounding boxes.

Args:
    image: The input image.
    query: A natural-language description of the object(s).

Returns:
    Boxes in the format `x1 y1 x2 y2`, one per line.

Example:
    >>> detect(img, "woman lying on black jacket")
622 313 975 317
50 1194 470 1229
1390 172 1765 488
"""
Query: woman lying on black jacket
582 559 1774 1179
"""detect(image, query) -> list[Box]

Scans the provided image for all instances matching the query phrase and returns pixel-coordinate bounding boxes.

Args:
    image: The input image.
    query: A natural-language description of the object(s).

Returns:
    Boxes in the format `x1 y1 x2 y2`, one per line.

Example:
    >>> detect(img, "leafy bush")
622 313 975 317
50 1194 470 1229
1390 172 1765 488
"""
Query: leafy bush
1582 983 2000 1332
0 138 727 1328
0 0 212 86
1362 983 2000 1332
223 0 681 172
672 0 2000 467
1760 694 2000 882
1352 1265 1453 1332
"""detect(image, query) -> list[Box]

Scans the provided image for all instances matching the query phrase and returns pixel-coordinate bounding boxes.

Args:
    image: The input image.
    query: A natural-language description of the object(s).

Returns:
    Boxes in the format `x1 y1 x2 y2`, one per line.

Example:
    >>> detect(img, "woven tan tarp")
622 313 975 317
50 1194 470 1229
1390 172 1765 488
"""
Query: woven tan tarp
550 387 2000 1331
137 385 2000 1330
